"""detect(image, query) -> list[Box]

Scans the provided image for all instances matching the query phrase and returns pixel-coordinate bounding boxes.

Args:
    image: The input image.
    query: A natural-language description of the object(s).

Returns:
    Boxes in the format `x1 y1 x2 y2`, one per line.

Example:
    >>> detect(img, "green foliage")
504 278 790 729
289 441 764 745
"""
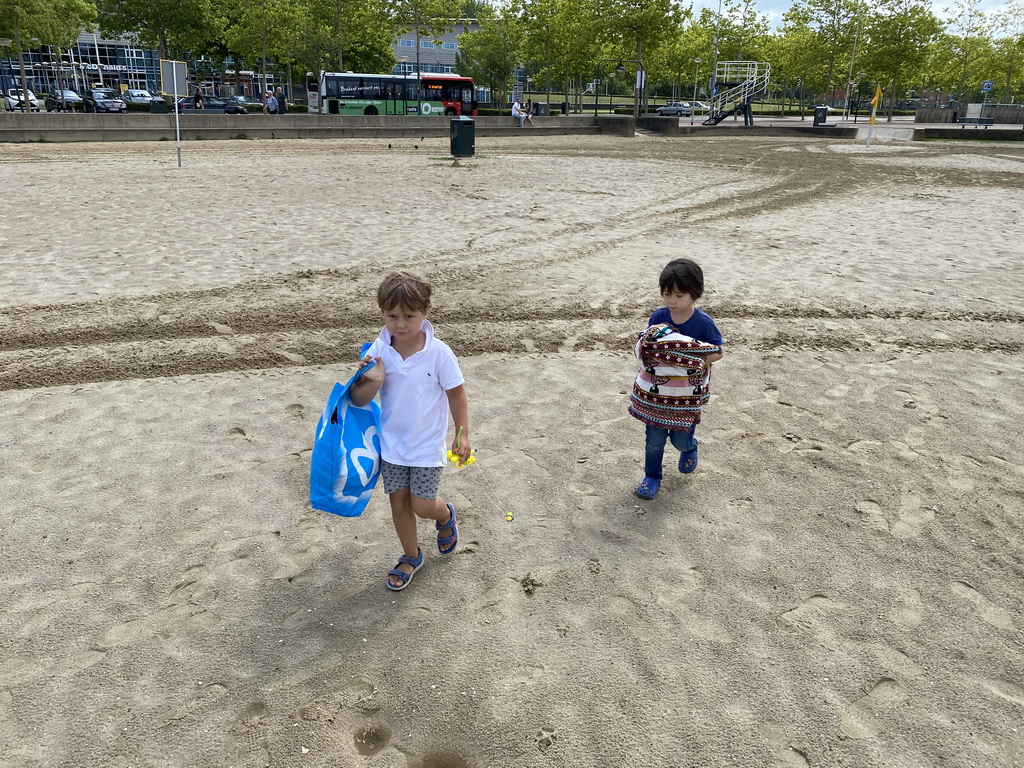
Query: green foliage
97 0 215 60
455 4 522 98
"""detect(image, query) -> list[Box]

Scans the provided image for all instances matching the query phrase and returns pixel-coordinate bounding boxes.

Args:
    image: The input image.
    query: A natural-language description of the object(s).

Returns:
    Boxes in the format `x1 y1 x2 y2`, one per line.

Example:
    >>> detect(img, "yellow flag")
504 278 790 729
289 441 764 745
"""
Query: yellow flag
870 84 882 109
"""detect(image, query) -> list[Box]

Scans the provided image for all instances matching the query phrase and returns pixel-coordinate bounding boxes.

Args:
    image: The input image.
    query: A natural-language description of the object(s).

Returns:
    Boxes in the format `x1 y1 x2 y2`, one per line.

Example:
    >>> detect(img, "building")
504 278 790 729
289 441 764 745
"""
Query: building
1 23 480 101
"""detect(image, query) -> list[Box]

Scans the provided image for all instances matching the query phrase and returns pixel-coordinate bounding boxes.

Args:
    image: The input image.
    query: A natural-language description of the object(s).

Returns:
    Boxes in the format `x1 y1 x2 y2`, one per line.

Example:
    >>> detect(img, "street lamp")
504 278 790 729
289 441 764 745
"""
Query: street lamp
691 58 702 125
594 59 630 117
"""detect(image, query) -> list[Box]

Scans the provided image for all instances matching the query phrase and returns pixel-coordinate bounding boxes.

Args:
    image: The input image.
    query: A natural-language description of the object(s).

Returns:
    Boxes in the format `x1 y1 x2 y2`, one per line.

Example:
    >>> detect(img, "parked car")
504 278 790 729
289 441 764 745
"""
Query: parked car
83 88 128 113
3 88 41 112
656 100 693 117
225 94 262 108
121 89 160 104
45 89 84 112
173 95 248 114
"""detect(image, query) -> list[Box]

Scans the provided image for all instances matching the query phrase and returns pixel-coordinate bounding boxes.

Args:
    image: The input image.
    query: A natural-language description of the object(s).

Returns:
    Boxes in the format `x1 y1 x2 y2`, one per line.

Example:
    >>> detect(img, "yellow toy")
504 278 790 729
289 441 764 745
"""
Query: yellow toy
446 426 476 468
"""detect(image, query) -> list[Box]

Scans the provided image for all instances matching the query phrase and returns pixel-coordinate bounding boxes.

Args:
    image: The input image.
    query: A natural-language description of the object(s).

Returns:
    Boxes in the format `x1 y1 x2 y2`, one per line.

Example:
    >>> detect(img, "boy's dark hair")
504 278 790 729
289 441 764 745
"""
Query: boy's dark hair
378 271 432 313
659 258 704 300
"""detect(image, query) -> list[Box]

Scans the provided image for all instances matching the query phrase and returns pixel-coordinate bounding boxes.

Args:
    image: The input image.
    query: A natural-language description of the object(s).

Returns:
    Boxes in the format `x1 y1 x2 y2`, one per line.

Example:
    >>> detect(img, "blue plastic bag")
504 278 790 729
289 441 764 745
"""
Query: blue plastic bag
309 356 381 517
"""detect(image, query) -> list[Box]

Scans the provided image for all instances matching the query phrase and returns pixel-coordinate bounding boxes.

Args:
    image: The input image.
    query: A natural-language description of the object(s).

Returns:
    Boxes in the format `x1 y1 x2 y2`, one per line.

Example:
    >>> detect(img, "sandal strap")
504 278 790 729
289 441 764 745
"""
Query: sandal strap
435 503 456 531
388 567 412 584
397 548 422 567
437 534 456 547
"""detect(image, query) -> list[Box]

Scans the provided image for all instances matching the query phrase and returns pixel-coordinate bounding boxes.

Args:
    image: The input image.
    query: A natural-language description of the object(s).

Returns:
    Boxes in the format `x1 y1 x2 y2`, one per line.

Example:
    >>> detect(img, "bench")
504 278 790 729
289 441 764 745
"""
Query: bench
957 117 994 128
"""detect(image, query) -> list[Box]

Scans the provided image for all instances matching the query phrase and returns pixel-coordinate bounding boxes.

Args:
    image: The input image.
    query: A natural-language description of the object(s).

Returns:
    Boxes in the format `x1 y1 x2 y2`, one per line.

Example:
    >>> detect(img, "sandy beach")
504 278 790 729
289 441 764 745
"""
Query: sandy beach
1 132 1023 768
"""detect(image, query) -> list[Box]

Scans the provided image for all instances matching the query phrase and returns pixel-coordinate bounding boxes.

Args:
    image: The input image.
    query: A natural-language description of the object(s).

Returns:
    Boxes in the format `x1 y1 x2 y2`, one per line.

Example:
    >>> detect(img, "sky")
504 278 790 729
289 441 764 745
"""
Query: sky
688 0 1015 28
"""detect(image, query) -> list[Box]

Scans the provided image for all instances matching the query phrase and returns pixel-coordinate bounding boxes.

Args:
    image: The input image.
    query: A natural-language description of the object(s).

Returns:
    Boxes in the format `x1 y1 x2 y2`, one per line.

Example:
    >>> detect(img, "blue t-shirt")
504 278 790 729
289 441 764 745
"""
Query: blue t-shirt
648 307 723 346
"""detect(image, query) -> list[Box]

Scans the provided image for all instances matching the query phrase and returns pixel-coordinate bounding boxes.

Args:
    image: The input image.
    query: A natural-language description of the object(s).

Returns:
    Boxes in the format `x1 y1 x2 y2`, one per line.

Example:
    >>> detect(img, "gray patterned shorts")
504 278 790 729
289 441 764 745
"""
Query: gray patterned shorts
380 460 443 499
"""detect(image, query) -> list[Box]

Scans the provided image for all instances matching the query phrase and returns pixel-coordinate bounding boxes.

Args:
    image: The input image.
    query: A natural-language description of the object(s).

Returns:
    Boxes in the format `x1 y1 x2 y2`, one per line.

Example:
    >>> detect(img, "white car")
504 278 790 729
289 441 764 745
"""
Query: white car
656 100 708 117
3 88 40 112
121 89 160 104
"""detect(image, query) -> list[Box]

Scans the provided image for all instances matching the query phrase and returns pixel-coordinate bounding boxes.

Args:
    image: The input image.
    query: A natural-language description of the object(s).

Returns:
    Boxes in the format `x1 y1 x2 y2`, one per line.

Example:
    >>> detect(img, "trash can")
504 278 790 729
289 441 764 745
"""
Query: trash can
450 115 475 157
535 102 549 117
560 101 569 116
813 105 829 126
150 99 169 114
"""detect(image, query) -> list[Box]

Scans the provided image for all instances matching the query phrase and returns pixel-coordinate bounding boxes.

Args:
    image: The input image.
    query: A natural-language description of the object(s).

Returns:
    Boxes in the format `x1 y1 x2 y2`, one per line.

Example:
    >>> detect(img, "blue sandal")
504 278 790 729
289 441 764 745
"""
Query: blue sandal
436 502 458 555
386 547 423 591
679 449 698 474
635 477 661 500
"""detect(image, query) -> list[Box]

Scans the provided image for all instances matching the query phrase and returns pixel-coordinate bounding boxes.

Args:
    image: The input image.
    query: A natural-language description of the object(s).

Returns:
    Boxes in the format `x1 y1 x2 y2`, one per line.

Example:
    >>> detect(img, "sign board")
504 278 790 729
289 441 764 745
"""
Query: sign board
981 80 994 92
512 86 523 103
160 59 188 96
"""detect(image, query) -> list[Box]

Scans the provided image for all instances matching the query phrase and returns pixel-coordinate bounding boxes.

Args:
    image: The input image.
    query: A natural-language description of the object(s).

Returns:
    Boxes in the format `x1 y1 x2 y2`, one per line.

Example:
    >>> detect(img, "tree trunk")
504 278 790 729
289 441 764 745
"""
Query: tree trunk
634 36 643 119
14 15 31 111
336 0 344 71
262 30 269 107
887 65 900 122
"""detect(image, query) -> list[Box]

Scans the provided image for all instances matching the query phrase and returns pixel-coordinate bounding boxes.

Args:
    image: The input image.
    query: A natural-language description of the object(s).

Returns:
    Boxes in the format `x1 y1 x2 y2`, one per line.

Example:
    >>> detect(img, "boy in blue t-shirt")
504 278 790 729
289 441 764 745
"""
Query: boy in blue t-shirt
635 258 724 500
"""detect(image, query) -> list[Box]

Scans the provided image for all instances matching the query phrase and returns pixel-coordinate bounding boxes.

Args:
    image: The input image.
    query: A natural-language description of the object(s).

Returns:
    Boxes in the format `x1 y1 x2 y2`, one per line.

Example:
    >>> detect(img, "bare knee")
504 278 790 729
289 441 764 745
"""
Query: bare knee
409 494 442 520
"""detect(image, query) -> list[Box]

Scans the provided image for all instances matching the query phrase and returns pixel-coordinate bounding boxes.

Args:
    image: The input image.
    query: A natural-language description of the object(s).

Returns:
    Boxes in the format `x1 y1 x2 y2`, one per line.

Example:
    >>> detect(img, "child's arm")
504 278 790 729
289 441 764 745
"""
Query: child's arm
705 347 724 365
445 385 472 460
349 356 384 406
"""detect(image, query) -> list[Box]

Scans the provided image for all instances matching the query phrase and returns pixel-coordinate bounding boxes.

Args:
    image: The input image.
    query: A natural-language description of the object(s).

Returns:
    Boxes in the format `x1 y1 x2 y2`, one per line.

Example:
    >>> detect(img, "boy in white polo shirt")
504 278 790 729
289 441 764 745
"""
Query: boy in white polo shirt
350 271 472 591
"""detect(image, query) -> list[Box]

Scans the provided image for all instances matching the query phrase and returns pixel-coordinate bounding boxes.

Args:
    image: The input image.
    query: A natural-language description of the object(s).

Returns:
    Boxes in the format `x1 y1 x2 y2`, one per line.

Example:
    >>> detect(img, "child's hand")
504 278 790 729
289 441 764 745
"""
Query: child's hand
359 355 385 383
451 432 472 463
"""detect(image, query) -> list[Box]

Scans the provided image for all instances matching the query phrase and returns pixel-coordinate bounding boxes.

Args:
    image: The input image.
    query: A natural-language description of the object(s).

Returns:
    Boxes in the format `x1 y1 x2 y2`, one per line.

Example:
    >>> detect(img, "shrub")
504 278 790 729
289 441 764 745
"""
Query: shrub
126 102 152 112
287 103 308 113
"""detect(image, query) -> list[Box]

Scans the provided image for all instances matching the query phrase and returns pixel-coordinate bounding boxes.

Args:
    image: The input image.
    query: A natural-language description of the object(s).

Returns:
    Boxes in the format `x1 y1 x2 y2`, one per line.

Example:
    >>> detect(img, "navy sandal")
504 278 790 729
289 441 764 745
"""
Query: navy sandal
679 449 698 474
386 547 423 592
436 502 458 555
635 477 661 499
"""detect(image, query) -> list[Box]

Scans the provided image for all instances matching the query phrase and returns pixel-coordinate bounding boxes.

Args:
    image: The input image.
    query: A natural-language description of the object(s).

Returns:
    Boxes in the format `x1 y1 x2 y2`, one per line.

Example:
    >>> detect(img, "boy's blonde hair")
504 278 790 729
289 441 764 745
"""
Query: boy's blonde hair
377 271 432 313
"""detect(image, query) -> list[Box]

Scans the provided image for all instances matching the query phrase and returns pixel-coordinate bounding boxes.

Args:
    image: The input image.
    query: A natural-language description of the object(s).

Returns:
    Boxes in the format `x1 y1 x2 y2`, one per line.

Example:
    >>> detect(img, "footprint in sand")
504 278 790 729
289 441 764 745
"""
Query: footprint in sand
534 726 558 751
855 500 890 535
979 678 1024 707
891 588 924 630
950 581 1014 629
890 494 935 539
839 678 906 739
230 701 270 766
773 746 810 767
776 595 834 633
353 722 392 756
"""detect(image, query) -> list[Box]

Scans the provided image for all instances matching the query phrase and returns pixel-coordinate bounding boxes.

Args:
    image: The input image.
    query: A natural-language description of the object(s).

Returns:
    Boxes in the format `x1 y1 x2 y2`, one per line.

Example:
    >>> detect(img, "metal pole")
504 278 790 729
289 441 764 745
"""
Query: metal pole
172 62 181 167
710 0 723 100
691 58 701 125
93 33 103 88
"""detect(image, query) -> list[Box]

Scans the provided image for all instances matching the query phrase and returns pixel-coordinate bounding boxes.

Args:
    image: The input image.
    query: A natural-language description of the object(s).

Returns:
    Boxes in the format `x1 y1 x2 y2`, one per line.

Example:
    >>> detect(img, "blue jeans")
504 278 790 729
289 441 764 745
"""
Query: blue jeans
644 423 697 481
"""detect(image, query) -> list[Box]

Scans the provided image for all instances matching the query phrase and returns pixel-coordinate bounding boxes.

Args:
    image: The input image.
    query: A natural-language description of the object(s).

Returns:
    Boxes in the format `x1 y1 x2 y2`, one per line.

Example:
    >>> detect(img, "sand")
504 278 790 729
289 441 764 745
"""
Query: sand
1 132 1023 768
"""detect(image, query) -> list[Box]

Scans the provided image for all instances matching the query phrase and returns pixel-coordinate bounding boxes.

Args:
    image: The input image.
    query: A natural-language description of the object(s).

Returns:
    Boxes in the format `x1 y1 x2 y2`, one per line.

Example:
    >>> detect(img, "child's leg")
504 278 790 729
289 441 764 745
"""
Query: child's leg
405 467 456 552
643 424 671 481
669 424 699 472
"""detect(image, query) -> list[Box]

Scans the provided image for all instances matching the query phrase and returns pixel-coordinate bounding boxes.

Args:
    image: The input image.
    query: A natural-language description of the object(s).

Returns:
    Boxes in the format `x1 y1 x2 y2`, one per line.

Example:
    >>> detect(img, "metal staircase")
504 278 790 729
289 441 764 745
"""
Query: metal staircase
703 61 770 126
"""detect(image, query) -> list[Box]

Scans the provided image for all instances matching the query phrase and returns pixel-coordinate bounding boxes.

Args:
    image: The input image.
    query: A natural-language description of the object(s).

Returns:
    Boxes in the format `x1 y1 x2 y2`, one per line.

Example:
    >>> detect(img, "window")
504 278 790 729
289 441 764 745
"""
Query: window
420 40 435 48
442 42 457 50
398 39 414 47
444 66 455 73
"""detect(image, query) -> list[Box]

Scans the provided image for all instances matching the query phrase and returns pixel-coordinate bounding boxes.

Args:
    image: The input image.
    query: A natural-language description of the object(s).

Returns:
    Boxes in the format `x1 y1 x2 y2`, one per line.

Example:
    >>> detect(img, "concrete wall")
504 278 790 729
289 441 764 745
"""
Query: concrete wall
0 113 626 143
916 105 1024 124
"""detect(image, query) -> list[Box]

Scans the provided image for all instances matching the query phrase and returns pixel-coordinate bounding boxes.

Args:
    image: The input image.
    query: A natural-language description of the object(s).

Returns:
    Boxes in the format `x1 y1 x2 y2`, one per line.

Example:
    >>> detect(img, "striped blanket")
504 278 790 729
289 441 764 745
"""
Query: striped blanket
628 323 722 430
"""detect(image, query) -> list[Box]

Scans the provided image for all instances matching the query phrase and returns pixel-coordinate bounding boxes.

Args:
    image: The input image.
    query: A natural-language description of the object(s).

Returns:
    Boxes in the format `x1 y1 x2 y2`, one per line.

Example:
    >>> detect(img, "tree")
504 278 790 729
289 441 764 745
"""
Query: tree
0 0 96 110
784 0 864 100
862 0 941 119
942 0 990 106
455 3 521 111
97 0 214 61
990 0 1024 101
224 0 301 102
602 0 683 116
392 0 461 86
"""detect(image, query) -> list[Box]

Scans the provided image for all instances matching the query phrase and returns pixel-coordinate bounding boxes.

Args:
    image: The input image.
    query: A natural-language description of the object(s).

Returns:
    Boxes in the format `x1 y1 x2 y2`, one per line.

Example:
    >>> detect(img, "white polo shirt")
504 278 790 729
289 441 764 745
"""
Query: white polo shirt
365 320 464 467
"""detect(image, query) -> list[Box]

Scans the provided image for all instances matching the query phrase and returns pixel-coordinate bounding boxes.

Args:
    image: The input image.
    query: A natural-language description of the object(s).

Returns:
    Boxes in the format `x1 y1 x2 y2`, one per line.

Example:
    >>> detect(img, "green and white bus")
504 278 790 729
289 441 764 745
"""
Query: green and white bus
313 71 477 117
